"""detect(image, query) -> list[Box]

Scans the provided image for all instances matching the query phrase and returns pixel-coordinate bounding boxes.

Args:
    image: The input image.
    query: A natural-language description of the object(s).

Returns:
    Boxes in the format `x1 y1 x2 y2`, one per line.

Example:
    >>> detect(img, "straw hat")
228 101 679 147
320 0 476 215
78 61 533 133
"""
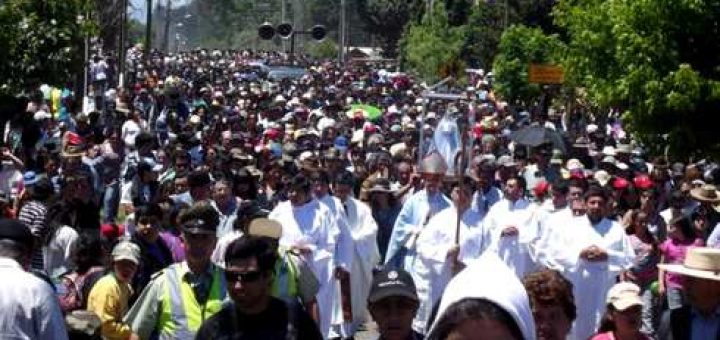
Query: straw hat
690 184 720 203
658 247 720 281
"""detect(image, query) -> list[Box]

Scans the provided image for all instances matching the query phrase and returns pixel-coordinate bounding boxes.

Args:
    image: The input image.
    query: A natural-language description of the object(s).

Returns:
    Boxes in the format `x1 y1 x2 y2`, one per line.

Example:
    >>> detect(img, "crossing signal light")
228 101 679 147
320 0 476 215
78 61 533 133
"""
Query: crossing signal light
277 23 293 39
311 25 327 41
258 22 275 40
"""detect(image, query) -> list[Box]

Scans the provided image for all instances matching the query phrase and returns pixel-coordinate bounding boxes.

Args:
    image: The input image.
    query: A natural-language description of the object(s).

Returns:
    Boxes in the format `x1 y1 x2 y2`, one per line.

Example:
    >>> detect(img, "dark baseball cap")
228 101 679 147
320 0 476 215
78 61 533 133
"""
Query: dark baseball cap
181 217 216 235
0 219 33 248
368 268 419 304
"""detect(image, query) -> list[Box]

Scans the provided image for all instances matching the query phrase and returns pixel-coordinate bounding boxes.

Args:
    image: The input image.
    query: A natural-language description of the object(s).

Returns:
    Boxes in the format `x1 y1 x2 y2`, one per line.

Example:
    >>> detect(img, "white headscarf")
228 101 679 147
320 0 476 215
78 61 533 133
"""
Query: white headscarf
427 253 537 340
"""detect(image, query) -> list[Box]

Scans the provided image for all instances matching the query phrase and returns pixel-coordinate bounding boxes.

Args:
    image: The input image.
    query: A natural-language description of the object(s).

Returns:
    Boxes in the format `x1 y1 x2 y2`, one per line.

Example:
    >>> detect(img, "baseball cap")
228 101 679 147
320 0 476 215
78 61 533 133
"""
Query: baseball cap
248 218 282 239
181 217 217 235
111 241 141 265
367 268 419 304
606 282 643 311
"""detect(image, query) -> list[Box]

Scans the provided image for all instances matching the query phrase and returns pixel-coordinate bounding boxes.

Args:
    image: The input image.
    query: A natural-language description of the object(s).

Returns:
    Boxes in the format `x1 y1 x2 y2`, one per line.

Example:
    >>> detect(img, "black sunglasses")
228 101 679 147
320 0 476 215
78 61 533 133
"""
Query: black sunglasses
224 270 263 283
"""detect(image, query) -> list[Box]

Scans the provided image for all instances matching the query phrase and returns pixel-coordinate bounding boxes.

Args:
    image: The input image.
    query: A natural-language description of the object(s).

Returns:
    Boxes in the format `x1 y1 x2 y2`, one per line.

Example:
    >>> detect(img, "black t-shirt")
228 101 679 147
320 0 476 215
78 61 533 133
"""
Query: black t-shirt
195 297 322 340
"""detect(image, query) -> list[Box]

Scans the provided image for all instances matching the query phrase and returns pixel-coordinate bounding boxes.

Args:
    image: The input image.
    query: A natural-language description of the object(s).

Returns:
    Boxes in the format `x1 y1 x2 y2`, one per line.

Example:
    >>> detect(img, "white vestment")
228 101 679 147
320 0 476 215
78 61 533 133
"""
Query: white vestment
316 194 355 338
339 197 380 333
413 206 490 334
269 199 339 339
538 216 635 339
484 198 540 279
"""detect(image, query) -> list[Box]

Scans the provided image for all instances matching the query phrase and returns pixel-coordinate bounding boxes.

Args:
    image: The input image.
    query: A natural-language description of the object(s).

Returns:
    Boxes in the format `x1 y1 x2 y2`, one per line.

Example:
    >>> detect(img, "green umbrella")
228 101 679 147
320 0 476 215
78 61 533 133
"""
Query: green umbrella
347 104 383 121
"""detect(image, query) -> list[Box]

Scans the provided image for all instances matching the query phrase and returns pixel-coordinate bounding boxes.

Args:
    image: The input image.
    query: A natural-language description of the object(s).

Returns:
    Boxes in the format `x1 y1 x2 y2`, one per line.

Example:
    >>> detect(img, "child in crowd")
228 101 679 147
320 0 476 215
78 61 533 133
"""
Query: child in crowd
657 216 704 310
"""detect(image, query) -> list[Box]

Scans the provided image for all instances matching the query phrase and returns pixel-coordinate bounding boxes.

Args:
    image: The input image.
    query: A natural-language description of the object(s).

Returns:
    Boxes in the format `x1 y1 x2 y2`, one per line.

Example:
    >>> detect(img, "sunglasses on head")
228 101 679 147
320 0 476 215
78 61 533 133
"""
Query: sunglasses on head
224 270 263 283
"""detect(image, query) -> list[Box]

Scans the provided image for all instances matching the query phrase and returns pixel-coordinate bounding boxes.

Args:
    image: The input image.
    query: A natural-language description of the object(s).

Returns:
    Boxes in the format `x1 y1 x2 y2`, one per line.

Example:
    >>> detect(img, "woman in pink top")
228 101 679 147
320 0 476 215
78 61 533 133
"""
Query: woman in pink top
657 216 704 310
591 282 651 340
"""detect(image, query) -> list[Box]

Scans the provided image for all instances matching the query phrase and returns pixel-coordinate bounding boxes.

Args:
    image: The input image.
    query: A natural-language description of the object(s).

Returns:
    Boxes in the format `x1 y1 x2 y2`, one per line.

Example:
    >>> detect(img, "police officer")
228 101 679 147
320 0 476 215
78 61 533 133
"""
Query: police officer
126 202 226 340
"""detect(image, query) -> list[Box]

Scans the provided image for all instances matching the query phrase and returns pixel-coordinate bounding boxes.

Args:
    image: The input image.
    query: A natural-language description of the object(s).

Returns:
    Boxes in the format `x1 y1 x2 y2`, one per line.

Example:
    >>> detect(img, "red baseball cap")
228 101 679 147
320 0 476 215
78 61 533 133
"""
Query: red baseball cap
633 175 653 190
613 177 630 190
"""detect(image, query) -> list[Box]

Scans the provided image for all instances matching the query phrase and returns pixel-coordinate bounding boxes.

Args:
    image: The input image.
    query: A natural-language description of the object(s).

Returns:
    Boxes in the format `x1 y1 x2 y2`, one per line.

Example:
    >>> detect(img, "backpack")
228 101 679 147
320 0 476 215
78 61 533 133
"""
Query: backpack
58 267 106 314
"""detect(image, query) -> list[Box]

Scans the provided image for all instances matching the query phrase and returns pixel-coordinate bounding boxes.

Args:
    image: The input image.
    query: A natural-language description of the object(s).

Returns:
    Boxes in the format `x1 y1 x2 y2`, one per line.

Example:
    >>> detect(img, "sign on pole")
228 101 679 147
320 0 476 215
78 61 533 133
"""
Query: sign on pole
529 64 564 84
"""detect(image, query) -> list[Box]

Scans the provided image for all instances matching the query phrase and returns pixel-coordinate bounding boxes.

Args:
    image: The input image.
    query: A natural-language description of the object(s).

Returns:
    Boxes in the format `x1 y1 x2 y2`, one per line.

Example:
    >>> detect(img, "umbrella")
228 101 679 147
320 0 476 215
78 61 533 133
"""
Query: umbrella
509 125 566 152
346 104 383 121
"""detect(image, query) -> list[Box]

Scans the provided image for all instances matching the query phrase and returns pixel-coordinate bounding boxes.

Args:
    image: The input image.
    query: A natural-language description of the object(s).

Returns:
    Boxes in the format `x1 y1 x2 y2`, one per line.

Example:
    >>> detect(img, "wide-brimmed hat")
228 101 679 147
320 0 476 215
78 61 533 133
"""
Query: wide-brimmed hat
616 143 633 154
658 247 720 281
367 178 394 194
690 184 720 203
115 102 130 114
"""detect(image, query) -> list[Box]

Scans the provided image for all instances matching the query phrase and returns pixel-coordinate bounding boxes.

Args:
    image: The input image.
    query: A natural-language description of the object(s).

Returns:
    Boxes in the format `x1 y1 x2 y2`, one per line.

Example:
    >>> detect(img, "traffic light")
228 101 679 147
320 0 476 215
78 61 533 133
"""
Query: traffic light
277 23 293 39
258 22 275 40
311 25 327 41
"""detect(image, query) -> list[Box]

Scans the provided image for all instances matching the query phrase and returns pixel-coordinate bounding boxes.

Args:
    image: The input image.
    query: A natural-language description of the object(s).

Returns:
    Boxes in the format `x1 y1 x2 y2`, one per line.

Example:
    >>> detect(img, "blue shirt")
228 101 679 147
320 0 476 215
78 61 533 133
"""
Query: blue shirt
691 307 720 340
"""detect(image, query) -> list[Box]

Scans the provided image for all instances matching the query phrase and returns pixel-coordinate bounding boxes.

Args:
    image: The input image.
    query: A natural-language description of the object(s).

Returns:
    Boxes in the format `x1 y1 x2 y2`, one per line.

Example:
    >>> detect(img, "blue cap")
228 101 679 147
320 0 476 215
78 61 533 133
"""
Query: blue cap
23 171 38 186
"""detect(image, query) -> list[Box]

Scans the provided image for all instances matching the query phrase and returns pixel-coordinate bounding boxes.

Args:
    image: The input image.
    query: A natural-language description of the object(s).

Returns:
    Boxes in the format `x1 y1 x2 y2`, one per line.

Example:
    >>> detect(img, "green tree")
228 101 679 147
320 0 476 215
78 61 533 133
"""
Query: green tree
554 0 720 158
460 2 506 69
357 0 423 58
492 24 564 104
400 2 465 82
0 0 96 94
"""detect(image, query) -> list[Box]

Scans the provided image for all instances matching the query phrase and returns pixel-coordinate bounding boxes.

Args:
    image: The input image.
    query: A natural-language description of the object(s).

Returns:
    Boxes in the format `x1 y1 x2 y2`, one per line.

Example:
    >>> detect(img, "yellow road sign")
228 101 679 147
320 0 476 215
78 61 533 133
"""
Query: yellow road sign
529 64 564 84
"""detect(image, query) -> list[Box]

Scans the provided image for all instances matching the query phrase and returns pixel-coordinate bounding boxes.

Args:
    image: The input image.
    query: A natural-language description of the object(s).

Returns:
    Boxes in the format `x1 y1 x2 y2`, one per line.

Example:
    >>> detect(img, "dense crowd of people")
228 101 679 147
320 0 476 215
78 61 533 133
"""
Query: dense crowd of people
1 47 720 340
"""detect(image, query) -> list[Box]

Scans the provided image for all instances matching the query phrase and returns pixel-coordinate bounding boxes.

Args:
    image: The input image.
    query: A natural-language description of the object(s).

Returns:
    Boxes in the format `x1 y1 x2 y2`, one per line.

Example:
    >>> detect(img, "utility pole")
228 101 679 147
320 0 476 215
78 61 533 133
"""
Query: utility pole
281 0 287 52
118 0 128 87
145 0 152 65
338 0 346 65
163 0 172 52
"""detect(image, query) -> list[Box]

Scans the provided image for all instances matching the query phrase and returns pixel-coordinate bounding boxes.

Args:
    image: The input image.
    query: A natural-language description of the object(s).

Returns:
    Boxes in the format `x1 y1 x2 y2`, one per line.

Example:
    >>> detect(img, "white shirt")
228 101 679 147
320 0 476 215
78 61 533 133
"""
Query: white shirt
42 225 79 278
211 230 244 268
121 119 145 149
0 257 68 340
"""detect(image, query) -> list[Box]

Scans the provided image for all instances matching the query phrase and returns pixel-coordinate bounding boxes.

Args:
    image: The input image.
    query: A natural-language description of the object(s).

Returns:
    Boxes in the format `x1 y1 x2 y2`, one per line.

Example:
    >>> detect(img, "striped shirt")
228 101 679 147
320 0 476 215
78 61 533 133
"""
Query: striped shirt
18 200 48 271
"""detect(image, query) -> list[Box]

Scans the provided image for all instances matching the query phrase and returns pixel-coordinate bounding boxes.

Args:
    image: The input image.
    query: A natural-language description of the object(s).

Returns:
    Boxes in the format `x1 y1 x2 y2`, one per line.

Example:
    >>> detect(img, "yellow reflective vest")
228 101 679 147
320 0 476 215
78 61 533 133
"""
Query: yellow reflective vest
156 263 226 339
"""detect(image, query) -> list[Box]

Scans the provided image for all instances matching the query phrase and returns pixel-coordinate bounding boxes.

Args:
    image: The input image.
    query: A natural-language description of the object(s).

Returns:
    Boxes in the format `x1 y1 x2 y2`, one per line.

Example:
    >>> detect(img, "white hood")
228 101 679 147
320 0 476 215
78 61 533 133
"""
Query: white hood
427 253 536 340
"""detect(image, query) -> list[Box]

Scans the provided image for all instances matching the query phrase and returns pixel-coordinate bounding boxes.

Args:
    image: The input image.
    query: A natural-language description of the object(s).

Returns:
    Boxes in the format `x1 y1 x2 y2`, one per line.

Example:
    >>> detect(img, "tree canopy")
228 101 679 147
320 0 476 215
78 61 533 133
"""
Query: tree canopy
492 25 564 104
554 0 720 157
0 0 95 93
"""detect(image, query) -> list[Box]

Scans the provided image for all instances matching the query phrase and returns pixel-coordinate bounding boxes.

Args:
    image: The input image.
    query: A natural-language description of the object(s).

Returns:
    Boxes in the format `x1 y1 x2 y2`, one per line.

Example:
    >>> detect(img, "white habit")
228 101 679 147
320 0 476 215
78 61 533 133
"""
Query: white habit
538 216 635 339
414 206 490 334
484 198 540 279
339 197 380 333
269 199 339 339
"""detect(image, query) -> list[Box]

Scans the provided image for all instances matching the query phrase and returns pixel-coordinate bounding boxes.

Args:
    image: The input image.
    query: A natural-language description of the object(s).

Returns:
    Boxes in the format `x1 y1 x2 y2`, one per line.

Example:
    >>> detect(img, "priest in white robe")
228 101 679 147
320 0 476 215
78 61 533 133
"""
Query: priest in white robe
537 186 635 339
414 177 491 334
333 171 381 335
384 152 452 270
269 174 340 339
484 175 540 279
530 179 574 265
310 170 355 338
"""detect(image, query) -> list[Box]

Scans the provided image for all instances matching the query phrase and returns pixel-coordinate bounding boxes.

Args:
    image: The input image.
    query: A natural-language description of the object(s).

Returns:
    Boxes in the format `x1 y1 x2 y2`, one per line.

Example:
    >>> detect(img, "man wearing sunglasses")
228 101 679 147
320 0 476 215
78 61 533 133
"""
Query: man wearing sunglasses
196 235 323 339
125 202 226 340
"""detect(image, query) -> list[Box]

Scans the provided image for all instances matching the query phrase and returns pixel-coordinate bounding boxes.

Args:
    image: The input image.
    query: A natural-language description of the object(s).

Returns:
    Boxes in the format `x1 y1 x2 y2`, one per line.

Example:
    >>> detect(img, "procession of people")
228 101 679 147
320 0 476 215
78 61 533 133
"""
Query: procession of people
1 48 720 340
